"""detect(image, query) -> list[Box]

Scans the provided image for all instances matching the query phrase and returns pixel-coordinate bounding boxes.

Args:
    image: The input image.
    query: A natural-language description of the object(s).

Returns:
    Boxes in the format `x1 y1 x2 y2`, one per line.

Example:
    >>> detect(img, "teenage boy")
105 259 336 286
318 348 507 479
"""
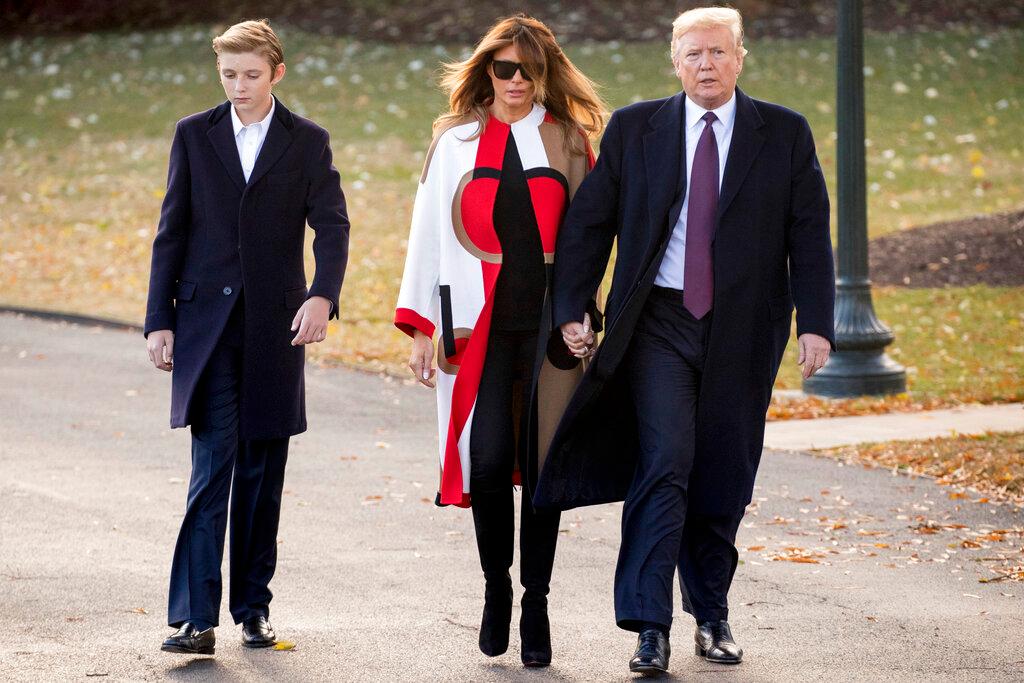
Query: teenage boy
145 19 349 655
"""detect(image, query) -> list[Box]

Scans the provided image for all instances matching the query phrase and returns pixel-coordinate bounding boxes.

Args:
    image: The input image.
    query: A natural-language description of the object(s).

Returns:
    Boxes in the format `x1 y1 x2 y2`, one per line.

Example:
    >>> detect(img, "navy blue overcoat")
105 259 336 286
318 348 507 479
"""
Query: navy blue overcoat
144 97 349 440
535 88 835 516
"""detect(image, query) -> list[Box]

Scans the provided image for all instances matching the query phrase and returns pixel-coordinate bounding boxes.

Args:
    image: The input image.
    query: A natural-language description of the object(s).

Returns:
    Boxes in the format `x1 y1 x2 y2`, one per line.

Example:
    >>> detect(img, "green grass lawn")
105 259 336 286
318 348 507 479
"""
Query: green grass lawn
1 26 1021 402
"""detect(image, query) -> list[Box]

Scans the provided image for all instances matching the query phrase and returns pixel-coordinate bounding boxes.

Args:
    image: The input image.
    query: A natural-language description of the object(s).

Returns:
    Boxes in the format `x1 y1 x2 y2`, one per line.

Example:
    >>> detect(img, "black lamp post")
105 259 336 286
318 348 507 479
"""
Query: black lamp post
803 0 907 397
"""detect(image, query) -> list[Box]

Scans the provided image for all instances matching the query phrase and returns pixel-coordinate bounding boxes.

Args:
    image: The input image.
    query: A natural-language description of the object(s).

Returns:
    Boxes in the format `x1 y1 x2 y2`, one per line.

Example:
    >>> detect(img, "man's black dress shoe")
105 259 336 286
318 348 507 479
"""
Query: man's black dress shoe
161 622 215 655
694 620 742 664
629 628 670 676
241 616 277 648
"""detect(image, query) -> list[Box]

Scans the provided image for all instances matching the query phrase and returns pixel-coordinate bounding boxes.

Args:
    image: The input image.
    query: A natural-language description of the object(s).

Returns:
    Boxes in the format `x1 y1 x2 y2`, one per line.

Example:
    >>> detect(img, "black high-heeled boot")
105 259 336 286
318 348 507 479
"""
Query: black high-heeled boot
519 593 551 667
479 573 513 656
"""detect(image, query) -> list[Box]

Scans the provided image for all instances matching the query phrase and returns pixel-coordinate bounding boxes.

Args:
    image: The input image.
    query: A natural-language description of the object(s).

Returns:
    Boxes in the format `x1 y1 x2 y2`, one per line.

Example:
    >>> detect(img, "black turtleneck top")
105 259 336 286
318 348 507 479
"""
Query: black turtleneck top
490 130 546 331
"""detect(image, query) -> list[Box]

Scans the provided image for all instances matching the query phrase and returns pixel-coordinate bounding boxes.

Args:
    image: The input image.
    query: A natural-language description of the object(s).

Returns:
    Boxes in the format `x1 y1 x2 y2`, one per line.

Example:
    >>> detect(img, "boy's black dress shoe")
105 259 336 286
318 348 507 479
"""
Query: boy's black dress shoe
241 616 277 648
161 622 215 655
694 620 742 664
629 628 670 676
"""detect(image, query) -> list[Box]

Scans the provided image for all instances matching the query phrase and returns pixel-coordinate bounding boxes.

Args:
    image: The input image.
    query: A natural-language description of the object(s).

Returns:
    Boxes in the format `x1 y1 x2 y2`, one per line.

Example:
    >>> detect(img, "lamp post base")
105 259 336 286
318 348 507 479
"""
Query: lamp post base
803 348 906 397
802 279 908 398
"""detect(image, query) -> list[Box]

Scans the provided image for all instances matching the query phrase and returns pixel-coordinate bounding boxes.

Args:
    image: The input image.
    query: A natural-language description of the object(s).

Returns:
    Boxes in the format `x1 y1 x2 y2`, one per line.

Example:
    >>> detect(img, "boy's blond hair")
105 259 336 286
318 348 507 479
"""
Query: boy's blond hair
212 19 284 70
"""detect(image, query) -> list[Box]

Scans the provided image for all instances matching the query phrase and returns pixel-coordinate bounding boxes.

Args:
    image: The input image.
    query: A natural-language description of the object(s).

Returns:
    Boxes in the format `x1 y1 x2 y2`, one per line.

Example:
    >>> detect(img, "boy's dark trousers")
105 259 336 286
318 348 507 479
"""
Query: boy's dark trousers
167 297 290 628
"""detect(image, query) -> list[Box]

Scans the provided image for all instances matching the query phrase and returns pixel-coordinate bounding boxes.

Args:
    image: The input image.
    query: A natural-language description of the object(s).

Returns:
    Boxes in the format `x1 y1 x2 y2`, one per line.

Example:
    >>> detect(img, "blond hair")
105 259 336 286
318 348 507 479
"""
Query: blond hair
212 19 284 70
671 7 748 59
435 14 606 156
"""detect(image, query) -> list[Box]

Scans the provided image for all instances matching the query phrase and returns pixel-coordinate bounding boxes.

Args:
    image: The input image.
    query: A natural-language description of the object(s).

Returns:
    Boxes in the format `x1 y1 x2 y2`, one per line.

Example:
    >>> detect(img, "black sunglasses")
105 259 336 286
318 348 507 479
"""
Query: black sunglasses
491 60 533 81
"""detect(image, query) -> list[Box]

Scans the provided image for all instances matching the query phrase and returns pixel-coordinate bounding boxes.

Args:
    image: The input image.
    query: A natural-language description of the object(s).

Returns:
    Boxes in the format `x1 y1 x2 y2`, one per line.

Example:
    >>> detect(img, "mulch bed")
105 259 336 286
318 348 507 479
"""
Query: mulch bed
869 210 1024 287
3 1 1022 41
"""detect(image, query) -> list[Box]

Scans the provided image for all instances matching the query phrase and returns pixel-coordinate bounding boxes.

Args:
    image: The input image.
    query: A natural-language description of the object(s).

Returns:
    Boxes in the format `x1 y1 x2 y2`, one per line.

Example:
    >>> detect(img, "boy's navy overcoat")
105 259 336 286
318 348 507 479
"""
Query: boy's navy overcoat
145 97 349 440
535 88 835 517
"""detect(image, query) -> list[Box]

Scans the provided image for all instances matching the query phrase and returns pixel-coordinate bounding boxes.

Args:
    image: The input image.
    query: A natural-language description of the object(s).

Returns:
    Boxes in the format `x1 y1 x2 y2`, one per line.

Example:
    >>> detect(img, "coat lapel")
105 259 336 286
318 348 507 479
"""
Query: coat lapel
205 102 246 193
246 96 294 188
717 88 766 220
642 92 685 240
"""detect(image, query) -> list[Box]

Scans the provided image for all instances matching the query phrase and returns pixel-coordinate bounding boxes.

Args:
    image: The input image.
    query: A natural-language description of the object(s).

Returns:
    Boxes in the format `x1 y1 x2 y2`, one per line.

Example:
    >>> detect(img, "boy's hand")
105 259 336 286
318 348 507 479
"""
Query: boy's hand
291 296 332 345
147 330 175 371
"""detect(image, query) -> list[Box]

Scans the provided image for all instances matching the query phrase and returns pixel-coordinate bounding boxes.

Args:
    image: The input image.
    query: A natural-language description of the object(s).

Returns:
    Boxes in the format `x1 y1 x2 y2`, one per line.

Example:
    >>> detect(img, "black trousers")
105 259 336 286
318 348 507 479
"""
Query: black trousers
615 287 745 632
469 330 561 605
167 300 290 628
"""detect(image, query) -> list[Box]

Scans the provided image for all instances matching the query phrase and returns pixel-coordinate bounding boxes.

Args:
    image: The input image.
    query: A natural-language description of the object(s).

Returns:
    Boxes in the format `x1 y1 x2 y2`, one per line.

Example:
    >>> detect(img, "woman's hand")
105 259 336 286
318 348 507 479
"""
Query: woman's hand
409 330 436 388
560 312 595 359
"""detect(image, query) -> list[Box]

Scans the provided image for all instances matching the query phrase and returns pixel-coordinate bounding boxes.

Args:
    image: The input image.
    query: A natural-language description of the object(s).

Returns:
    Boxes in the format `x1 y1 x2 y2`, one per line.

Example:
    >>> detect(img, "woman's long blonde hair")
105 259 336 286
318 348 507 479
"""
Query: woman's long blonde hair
435 14 607 155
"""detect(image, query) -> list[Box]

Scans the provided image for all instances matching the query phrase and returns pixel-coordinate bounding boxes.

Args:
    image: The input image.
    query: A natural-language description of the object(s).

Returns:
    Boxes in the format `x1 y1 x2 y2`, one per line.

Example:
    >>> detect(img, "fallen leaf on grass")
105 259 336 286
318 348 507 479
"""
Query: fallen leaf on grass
273 641 296 651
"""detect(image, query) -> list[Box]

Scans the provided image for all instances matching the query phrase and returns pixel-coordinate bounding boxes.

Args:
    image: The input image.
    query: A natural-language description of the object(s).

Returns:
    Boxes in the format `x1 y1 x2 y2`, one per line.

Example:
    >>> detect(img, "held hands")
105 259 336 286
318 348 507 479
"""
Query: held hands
147 330 175 371
408 330 436 388
291 296 332 346
798 333 831 379
560 312 595 359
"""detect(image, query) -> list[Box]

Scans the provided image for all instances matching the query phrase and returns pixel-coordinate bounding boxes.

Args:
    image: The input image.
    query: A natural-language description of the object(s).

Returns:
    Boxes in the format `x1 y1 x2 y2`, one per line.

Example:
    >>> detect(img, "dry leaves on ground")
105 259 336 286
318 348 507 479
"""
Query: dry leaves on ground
820 431 1024 505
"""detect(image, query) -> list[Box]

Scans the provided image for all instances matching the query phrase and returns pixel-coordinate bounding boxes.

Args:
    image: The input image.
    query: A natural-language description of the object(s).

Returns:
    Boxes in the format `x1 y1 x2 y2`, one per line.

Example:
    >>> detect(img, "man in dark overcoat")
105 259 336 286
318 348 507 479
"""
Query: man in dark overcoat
144 20 349 655
536 7 835 675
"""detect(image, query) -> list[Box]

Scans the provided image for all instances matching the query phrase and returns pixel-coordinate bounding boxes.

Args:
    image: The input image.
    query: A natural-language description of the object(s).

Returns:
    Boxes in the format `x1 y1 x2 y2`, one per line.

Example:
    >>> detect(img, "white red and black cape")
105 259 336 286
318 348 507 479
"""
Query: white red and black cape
395 103 595 507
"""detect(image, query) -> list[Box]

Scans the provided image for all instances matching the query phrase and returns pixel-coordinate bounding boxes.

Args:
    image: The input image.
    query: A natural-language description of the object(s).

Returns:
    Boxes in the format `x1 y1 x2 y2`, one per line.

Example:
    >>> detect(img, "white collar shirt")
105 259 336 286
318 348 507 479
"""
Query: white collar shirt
654 91 738 290
231 97 276 183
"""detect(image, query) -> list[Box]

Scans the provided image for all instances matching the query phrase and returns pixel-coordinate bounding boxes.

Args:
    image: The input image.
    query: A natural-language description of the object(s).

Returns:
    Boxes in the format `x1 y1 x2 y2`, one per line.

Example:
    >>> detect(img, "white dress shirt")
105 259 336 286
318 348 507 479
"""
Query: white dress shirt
654 92 737 290
231 98 276 183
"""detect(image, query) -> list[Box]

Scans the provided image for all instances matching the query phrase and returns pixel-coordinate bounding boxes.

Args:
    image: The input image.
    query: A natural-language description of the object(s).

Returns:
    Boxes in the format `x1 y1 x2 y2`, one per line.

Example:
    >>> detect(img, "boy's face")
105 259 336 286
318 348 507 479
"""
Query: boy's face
217 51 285 116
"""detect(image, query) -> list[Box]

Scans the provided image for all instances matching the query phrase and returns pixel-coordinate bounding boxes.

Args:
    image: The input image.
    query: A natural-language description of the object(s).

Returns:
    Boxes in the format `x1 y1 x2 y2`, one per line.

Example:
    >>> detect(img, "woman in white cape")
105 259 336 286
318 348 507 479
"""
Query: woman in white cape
394 14 605 668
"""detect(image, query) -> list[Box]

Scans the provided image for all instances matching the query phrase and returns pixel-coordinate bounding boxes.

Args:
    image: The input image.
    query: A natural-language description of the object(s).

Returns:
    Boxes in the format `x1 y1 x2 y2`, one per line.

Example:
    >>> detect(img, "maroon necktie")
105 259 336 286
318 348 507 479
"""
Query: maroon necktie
683 111 718 319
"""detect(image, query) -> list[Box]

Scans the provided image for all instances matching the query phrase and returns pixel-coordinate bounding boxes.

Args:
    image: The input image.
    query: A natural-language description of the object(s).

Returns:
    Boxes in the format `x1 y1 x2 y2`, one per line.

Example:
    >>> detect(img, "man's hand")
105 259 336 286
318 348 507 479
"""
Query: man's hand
147 330 175 372
408 330 436 388
798 333 831 379
560 312 595 359
291 296 332 345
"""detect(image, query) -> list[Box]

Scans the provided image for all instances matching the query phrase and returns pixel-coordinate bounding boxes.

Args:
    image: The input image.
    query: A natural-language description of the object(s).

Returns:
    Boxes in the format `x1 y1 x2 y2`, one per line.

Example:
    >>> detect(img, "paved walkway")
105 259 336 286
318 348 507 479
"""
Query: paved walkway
1 313 1022 681
764 403 1024 451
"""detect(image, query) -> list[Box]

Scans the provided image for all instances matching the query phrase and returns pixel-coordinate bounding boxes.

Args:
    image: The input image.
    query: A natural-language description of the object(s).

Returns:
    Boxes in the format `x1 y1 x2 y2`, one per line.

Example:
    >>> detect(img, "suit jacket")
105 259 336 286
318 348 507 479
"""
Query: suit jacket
535 88 835 516
144 97 349 440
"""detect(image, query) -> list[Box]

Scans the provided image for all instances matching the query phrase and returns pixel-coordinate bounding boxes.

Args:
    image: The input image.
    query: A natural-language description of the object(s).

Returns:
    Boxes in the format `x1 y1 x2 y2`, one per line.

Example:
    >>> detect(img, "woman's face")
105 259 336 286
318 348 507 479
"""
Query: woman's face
488 45 537 111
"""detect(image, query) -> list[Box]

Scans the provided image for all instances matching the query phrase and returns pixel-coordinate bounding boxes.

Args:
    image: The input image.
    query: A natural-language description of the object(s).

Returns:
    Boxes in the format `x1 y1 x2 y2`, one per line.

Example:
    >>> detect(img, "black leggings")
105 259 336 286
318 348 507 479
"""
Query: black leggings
469 330 561 605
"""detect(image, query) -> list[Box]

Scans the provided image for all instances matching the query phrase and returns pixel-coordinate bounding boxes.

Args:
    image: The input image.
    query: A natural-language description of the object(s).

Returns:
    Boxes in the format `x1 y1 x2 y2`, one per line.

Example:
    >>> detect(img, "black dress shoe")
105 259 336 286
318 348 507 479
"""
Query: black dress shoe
161 622 215 655
694 620 742 664
241 616 277 648
479 579 513 657
629 628 670 676
520 606 552 667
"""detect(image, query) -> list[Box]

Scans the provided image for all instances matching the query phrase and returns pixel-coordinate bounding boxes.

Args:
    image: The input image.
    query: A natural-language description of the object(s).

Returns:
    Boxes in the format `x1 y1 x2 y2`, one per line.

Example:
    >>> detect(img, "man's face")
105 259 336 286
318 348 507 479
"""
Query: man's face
218 51 285 116
673 26 743 110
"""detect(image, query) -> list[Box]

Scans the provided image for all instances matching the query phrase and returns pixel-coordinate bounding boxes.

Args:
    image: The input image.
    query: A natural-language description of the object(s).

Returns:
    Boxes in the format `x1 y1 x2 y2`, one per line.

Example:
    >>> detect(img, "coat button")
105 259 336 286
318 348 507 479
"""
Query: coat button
223 286 233 295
